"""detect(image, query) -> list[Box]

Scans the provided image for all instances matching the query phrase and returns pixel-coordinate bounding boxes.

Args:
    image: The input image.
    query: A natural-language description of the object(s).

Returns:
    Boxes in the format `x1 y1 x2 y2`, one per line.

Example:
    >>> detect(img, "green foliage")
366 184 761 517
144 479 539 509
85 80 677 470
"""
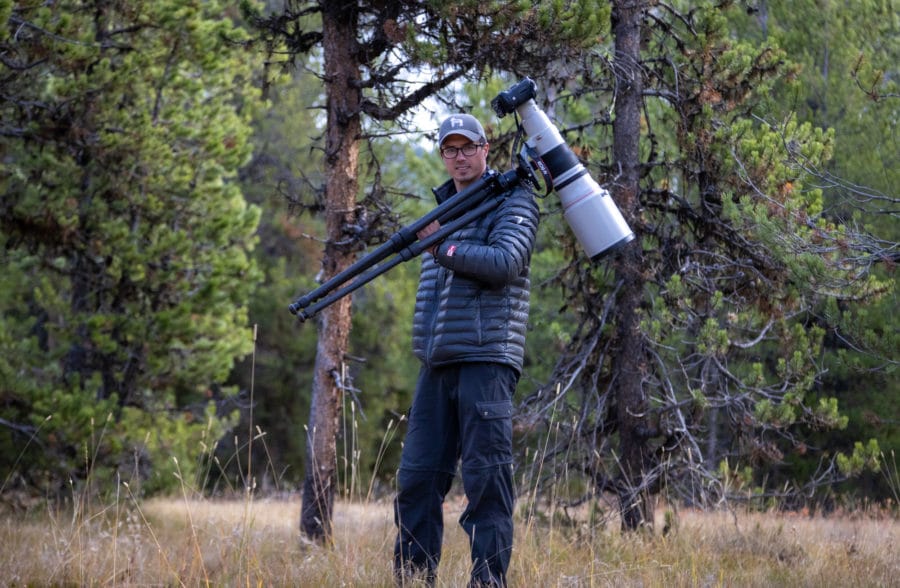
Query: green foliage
410 0 609 65
2 0 892 512
1 0 264 497
754 0 899 197
836 439 882 477
726 0 899 499
114 403 239 496
209 66 326 492
514 0 897 514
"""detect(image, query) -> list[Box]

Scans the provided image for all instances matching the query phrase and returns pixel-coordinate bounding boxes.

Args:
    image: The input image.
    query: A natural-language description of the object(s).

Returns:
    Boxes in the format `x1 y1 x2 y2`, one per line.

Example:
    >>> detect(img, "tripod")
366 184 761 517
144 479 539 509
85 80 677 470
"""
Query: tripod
288 160 538 322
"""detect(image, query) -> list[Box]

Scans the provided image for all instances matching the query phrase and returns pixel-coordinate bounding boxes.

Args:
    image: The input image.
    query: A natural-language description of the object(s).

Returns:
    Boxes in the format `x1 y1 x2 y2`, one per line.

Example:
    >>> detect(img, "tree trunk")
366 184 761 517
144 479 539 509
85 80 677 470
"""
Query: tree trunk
299 1 361 544
611 0 652 531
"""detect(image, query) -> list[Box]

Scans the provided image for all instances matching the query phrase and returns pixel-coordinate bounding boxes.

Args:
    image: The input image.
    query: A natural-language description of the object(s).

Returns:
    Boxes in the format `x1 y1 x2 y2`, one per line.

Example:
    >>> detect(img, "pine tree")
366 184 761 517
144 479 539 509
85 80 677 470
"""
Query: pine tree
745 0 899 501
519 0 890 528
0 0 263 496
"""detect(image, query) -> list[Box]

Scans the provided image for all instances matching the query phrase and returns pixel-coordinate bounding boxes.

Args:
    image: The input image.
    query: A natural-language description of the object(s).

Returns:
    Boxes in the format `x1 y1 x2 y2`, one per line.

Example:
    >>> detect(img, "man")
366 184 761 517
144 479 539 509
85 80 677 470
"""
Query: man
393 113 540 587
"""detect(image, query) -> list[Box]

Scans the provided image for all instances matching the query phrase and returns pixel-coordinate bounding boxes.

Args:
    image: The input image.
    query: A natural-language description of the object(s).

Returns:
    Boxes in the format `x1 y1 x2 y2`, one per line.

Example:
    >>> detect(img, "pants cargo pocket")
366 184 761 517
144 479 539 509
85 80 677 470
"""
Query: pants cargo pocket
475 400 513 453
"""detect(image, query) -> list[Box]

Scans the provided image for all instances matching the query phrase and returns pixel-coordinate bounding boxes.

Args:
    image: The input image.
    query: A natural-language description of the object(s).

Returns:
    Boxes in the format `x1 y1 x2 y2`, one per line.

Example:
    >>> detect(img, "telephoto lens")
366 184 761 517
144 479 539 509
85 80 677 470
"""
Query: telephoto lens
503 85 634 260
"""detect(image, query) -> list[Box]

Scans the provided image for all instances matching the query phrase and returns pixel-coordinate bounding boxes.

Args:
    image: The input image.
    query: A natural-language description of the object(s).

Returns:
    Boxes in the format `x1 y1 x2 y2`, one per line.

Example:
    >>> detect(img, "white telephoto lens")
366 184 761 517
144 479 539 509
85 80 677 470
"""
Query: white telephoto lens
515 100 634 259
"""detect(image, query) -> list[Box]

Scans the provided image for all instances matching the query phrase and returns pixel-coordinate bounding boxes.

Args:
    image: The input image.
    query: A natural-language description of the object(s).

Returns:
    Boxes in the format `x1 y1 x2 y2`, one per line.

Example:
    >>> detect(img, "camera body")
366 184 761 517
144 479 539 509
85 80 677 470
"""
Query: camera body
492 78 634 260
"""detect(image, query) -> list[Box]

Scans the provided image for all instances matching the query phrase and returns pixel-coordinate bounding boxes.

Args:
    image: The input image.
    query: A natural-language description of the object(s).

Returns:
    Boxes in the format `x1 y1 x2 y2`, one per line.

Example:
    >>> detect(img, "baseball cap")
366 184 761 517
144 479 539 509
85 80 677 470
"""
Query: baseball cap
438 114 486 146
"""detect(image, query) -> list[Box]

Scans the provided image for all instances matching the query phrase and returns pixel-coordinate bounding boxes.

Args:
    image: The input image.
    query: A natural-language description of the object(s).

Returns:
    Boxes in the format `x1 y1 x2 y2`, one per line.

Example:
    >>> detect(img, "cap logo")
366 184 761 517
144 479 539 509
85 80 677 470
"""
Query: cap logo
450 117 464 128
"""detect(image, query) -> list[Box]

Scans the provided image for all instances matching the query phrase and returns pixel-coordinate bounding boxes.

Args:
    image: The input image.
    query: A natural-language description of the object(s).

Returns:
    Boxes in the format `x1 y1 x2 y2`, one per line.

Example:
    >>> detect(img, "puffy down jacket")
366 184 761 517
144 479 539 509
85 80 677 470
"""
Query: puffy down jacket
412 172 540 374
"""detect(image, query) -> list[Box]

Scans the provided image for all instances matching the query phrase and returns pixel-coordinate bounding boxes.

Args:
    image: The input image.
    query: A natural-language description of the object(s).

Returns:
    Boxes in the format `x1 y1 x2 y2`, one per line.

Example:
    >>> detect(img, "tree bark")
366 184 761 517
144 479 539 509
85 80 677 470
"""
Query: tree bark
611 0 652 531
299 1 361 544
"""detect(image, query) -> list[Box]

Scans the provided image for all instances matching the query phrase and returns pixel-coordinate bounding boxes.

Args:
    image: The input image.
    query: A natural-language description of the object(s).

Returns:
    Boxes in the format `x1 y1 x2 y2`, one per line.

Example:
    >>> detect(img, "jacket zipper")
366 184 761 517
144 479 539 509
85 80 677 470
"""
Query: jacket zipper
424 264 445 365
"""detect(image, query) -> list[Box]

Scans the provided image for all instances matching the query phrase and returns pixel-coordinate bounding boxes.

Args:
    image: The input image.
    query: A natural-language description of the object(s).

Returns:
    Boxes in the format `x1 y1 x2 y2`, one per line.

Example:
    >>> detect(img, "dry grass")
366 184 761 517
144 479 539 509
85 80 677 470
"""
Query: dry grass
1 491 898 587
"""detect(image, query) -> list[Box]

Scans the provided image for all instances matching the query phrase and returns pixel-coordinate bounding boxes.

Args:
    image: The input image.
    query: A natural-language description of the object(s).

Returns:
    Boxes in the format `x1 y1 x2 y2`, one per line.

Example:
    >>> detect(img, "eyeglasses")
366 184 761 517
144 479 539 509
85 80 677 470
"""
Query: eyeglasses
440 143 485 159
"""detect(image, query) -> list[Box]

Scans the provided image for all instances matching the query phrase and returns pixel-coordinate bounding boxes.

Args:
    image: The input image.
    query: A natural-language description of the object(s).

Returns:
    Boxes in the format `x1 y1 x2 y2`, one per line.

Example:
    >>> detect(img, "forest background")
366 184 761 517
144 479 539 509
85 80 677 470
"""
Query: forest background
1 0 897 539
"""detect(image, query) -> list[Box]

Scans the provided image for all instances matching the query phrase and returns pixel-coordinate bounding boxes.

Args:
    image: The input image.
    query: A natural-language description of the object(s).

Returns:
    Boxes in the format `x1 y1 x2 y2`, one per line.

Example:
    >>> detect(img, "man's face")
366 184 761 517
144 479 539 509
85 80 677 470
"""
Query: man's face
440 134 489 190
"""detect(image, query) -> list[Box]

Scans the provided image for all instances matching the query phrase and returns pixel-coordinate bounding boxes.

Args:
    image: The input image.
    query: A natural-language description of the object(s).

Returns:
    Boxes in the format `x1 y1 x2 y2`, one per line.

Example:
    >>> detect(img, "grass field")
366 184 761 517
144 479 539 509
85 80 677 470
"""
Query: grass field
1 490 897 587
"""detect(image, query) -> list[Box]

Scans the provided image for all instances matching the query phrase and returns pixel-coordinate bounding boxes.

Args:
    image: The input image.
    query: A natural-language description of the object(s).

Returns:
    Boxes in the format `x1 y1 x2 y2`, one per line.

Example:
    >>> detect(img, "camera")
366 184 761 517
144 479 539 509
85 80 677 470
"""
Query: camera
491 78 539 117
492 78 634 260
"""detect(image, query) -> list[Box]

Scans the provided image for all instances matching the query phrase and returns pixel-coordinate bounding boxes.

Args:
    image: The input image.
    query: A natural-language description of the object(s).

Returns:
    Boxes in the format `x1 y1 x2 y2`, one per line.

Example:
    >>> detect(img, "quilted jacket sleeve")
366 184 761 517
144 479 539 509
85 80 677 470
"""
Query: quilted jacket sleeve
432 185 539 288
